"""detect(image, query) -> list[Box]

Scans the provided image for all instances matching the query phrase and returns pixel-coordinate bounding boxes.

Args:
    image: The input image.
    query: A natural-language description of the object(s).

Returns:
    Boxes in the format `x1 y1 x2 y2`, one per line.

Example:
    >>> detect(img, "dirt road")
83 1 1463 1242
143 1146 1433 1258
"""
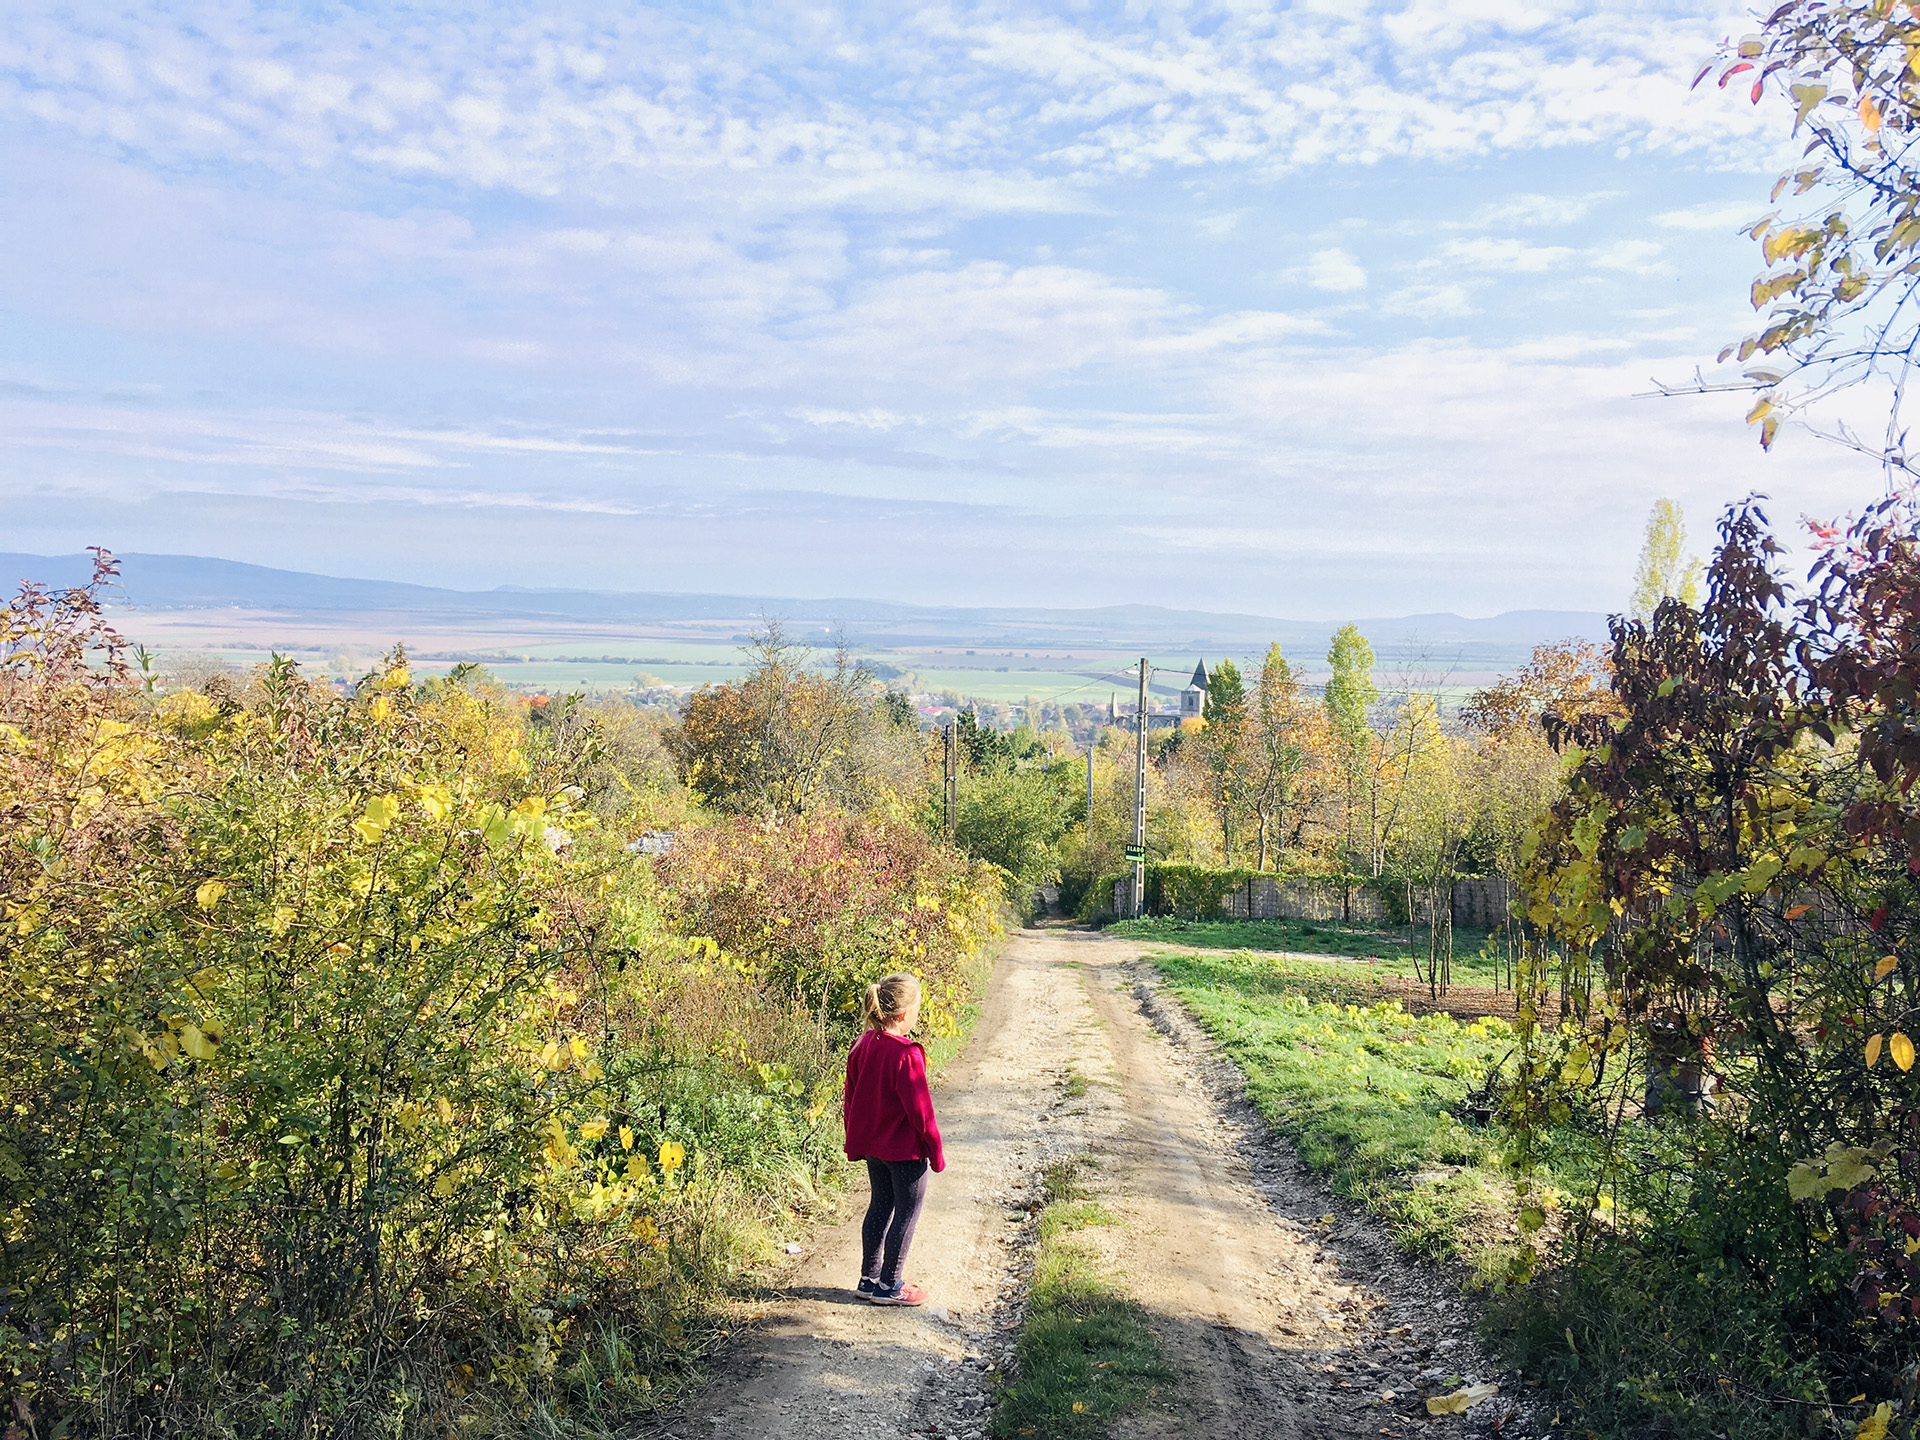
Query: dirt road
650 928 1527 1439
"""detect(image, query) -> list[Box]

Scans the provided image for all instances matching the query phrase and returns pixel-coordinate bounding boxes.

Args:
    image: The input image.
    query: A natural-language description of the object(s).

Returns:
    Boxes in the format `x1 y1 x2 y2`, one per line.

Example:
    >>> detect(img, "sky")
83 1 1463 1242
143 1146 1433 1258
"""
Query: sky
0 0 1892 619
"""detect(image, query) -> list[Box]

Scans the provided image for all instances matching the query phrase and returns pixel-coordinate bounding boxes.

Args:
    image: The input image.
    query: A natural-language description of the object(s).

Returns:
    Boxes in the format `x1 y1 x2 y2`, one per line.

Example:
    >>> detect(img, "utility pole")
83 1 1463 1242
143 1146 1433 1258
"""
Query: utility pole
1086 741 1095 827
945 716 958 836
1131 657 1148 919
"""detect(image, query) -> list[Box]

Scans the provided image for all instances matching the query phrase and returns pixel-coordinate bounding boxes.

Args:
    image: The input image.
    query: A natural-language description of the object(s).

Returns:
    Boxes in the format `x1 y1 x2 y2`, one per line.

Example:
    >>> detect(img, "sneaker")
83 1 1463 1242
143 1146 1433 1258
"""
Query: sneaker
869 1282 928 1307
856 1276 880 1296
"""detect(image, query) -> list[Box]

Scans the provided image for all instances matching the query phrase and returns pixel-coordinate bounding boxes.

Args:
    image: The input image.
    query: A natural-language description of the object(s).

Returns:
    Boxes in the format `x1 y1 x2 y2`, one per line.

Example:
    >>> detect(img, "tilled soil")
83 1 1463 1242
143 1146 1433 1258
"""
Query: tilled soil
644 928 1535 1439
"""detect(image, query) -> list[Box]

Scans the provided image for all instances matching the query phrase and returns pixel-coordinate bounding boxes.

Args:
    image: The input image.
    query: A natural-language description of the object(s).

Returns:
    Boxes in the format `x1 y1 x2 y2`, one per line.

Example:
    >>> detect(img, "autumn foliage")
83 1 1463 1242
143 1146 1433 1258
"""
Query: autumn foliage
0 561 1001 1437
1508 497 1920 1421
659 809 999 1035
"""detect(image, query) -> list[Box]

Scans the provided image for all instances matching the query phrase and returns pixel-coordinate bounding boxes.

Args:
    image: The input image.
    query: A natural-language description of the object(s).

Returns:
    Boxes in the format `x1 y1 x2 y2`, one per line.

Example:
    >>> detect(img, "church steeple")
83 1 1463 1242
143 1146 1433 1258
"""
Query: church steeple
1181 659 1210 720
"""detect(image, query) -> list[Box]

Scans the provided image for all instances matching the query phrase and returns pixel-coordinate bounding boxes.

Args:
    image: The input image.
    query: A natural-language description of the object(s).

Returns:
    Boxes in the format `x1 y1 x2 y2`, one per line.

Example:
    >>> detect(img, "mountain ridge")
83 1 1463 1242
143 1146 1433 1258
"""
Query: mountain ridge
0 551 1611 653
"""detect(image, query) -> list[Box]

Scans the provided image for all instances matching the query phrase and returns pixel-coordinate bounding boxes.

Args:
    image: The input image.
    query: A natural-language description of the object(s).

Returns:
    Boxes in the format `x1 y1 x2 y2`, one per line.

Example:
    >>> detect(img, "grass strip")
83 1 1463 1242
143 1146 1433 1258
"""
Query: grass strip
993 1160 1173 1438
1152 948 1529 1265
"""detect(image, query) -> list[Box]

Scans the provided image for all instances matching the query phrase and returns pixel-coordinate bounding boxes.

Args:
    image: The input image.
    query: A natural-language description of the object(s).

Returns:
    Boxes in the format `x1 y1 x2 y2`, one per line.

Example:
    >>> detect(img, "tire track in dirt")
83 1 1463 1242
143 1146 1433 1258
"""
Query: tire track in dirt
639 930 1106 1440
649 928 1532 1439
1066 933 1529 1437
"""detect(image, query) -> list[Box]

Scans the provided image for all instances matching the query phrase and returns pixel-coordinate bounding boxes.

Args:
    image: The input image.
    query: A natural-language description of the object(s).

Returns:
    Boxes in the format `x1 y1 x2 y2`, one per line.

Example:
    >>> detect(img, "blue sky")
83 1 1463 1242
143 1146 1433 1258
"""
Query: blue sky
0 0 1885 618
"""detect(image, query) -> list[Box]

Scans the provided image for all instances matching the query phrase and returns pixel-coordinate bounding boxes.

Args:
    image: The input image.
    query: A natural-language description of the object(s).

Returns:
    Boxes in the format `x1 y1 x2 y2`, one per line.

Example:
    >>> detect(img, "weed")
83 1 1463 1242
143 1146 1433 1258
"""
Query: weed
993 1159 1172 1437
1484 1239 1836 1440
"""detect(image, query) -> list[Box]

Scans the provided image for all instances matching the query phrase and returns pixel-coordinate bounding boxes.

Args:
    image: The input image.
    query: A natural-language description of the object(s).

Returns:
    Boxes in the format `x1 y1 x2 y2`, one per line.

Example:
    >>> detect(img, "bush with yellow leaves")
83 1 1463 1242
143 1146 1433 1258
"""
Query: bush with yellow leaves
0 564 759 1436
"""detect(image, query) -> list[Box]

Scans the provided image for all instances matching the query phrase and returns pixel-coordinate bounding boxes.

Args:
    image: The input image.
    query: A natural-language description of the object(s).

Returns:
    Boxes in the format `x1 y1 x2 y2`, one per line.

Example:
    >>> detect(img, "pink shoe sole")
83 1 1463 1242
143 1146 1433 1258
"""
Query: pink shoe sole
868 1283 928 1307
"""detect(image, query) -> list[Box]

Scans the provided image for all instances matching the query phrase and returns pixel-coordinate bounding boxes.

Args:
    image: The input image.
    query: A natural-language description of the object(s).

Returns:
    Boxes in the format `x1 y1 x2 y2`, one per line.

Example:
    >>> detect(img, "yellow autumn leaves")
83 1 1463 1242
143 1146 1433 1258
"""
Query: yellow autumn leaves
351 793 401 844
394 1095 457 1132
348 785 555 848
535 1033 603 1081
542 1115 684 1179
1427 1382 1499 1416
1866 1031 1916 1072
1859 952 1916 1072
128 1013 224 1070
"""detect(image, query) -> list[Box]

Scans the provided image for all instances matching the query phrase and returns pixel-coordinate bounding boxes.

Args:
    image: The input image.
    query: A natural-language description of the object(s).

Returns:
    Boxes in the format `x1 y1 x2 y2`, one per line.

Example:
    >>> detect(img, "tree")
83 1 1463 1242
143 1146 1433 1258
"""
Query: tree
1380 695 1474 993
1509 500 1920 1391
1461 638 1619 734
881 689 917 730
666 621 914 815
1194 657 1250 861
952 766 1074 890
1206 658 1248 727
1324 624 1378 879
1244 643 1332 871
958 706 1027 773
1629 499 1703 621
1459 639 1620 987
0 592 633 1432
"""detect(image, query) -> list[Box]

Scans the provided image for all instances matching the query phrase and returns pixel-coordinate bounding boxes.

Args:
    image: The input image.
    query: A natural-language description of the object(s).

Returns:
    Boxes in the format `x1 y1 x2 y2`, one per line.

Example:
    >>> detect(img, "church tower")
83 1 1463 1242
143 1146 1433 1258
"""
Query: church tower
1180 660 1209 721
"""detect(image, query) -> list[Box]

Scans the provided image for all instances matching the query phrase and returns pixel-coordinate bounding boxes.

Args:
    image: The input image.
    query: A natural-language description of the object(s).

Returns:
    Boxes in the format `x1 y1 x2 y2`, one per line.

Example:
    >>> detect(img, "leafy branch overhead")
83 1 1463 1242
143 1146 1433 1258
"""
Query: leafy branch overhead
1693 0 1920 467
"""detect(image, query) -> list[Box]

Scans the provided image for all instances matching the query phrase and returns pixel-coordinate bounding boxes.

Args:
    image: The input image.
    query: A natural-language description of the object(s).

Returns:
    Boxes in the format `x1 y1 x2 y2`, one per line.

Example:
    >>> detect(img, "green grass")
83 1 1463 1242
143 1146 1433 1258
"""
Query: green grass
1153 948 1523 1262
1110 916 1508 984
1150 950 1850 1440
993 1160 1174 1438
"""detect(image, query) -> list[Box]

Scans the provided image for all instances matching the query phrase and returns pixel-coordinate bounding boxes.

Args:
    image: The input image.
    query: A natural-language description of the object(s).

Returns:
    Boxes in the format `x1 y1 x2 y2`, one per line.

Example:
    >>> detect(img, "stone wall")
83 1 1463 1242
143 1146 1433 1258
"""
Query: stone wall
1218 877 1393 923
1111 873 1517 927
1450 877 1515 929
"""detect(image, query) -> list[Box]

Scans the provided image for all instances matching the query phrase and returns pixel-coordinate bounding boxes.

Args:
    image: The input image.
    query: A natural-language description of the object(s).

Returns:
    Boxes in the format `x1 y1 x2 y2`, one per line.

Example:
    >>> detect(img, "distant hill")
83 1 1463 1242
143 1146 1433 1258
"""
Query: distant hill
0 551 1611 660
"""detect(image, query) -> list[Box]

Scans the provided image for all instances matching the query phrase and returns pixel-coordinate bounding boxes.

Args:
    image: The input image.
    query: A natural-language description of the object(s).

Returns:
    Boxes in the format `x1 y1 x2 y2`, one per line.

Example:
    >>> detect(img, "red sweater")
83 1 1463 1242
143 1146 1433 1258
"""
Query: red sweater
843 1028 945 1172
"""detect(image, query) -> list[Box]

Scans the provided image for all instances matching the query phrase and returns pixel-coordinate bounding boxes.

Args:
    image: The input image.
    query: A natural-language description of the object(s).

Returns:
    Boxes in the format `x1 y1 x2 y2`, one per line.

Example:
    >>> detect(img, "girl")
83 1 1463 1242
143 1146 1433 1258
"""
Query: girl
842 972 944 1306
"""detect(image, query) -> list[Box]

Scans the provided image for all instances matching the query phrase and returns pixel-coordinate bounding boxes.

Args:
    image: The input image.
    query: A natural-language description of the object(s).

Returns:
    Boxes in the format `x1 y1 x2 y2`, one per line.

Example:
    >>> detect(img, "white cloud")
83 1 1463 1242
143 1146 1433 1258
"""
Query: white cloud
1302 248 1368 292
792 262 1323 386
791 408 913 431
1654 199 1762 231
865 246 953 267
1464 191 1619 228
0 1 1779 214
1589 238 1673 275
1417 232 1674 280
1381 283 1478 319
0 0 1855 617
1432 236 1578 273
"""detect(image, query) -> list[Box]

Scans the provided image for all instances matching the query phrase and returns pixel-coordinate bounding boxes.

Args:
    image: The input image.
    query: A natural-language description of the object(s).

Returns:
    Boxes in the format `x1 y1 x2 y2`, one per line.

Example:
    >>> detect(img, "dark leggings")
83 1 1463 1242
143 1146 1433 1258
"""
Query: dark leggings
861 1157 930 1289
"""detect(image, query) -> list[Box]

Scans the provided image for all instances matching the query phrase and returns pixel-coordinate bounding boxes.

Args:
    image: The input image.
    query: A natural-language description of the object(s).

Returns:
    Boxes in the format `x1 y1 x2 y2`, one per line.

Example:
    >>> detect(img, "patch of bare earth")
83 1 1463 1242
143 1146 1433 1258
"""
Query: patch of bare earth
646 928 1535 1439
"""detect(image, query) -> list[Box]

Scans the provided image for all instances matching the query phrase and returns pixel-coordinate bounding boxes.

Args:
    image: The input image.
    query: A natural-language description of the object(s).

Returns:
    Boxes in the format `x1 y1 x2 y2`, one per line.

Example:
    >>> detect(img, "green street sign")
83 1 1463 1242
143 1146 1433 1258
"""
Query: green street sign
1124 845 1146 862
